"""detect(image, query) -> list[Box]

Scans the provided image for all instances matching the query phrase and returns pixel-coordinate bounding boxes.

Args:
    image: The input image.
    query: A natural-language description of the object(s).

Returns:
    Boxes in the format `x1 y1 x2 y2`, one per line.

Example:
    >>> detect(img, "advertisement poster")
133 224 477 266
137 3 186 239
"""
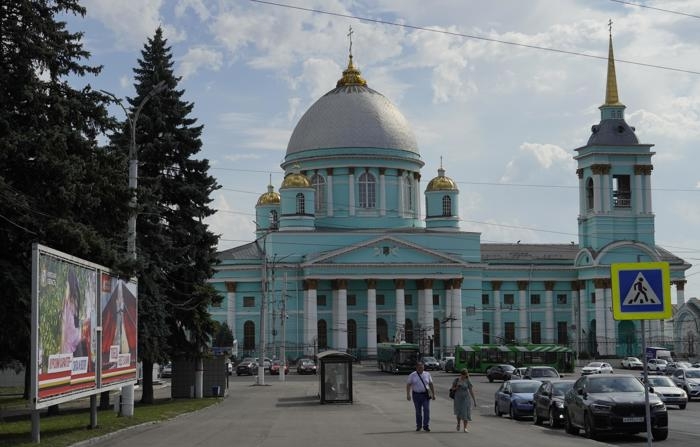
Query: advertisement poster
100 273 138 385
36 252 98 400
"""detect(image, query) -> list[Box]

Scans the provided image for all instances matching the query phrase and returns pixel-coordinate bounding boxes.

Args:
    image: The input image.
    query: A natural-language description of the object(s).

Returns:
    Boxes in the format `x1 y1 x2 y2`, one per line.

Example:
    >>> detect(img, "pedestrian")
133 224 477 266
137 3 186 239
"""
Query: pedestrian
451 368 477 432
406 361 436 432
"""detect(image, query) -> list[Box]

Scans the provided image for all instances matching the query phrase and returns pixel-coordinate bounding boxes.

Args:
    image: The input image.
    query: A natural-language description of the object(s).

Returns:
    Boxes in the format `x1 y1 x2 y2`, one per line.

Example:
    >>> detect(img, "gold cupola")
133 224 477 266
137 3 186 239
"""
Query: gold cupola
426 166 457 192
336 26 367 87
256 183 280 206
281 164 311 189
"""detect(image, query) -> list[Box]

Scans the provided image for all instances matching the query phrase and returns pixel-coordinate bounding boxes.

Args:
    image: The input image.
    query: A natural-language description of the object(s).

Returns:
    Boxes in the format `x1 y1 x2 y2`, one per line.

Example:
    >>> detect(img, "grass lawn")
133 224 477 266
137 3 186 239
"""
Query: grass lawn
1 388 219 447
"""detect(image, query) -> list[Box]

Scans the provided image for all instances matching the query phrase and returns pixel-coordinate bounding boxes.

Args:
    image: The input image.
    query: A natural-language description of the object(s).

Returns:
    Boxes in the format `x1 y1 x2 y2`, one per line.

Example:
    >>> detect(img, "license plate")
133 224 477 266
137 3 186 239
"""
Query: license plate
623 417 644 423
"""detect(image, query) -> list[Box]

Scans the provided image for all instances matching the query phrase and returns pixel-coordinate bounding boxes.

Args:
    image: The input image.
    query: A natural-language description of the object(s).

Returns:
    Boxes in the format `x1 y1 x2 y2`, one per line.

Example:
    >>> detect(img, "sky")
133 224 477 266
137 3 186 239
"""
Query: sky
62 0 700 301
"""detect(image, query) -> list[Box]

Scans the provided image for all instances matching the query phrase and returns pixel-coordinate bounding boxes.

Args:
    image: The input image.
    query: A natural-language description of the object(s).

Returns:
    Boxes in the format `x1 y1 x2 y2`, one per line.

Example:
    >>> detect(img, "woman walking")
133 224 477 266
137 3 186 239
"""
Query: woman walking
451 368 477 432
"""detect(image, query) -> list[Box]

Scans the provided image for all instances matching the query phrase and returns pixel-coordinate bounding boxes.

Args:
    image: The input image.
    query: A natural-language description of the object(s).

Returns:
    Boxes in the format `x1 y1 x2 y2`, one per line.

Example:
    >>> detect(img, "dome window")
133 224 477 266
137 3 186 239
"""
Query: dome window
296 193 306 215
442 195 452 216
359 172 376 208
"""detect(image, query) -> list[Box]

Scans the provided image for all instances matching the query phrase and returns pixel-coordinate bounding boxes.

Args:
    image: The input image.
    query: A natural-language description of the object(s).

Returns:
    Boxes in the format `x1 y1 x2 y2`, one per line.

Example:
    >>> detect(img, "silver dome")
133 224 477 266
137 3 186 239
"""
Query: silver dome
286 84 419 156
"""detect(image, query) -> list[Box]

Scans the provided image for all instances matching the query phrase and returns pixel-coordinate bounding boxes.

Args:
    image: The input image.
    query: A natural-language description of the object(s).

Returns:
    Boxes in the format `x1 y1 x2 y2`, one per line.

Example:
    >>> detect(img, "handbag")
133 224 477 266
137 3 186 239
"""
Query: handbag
449 388 456 399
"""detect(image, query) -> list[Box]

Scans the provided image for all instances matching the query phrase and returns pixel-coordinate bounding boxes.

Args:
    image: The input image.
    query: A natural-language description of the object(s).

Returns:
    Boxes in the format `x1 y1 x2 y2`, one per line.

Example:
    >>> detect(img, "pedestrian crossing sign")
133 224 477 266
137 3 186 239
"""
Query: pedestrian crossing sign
611 262 671 320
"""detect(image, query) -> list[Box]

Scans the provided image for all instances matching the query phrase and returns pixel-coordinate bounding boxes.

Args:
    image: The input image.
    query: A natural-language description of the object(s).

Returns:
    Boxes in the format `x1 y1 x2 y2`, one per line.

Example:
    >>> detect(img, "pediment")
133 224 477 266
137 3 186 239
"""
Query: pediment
302 236 466 267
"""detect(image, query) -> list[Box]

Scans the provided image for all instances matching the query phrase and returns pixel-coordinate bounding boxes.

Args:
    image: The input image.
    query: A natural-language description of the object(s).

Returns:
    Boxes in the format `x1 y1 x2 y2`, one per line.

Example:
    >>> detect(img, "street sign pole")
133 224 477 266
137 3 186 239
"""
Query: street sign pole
640 319 651 447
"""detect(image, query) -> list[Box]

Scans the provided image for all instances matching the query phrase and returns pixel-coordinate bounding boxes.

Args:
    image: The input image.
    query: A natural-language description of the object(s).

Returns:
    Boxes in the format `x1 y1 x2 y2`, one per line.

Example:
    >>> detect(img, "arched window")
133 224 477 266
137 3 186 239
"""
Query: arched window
348 319 357 349
269 210 278 229
405 319 414 343
377 318 388 343
318 319 328 349
311 174 326 213
442 195 451 216
359 172 376 208
243 320 256 350
404 175 414 212
586 177 594 210
296 192 305 214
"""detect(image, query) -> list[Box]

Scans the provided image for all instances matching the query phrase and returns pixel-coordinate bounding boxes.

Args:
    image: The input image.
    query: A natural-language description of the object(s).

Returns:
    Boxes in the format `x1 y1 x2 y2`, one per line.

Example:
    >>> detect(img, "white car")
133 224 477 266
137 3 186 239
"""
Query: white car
647 358 668 372
581 362 614 375
621 356 643 369
644 375 687 409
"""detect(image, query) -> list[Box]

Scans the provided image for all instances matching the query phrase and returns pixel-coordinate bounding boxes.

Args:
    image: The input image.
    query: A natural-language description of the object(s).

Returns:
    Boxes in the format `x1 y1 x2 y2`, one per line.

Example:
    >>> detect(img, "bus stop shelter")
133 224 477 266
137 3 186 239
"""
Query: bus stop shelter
317 350 354 404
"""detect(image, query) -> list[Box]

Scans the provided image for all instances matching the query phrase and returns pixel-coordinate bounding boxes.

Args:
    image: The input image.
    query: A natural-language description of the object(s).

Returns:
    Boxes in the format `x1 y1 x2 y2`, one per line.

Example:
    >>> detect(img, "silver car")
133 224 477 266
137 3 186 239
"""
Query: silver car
671 367 700 400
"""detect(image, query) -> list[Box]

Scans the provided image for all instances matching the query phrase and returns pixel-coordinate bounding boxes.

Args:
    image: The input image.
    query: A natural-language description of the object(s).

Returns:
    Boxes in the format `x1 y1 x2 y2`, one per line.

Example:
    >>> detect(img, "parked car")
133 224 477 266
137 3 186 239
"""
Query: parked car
421 356 440 371
296 358 317 375
621 357 643 369
641 375 687 409
236 359 258 376
160 362 173 378
524 366 561 380
671 367 700 400
533 379 575 427
486 364 516 382
255 357 272 371
563 374 668 441
692 362 700 368
270 360 289 375
647 358 668 372
581 362 614 375
664 361 691 376
512 367 527 379
494 379 542 420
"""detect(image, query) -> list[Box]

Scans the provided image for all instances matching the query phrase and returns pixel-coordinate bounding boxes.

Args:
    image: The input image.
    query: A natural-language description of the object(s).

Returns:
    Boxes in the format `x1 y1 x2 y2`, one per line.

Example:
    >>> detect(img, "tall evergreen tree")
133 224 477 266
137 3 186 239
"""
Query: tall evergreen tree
117 27 221 403
0 0 130 391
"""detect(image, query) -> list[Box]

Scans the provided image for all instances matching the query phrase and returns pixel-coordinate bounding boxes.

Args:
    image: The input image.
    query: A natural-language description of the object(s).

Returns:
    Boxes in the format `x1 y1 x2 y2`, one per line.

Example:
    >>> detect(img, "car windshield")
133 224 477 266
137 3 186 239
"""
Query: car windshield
656 359 668 365
647 376 674 387
552 382 574 395
301 359 314 365
627 357 640 362
512 381 542 393
587 362 603 367
587 377 645 393
423 357 437 363
532 368 558 377
685 369 700 378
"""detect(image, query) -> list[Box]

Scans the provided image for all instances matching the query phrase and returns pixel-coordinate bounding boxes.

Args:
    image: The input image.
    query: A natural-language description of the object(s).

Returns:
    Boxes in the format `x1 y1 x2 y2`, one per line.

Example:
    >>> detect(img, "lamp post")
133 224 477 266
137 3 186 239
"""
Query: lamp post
101 81 166 260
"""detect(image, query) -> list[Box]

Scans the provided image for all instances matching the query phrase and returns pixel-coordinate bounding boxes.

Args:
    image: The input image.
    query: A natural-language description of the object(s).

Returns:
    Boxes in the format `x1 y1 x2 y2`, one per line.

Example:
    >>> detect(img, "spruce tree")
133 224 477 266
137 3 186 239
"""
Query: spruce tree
119 27 221 403
0 0 130 392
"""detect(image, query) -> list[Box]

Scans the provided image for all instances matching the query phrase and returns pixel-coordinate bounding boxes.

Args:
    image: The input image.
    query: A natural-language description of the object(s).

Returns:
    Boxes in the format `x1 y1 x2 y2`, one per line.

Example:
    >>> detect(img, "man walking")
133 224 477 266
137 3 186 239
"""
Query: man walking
406 361 436 431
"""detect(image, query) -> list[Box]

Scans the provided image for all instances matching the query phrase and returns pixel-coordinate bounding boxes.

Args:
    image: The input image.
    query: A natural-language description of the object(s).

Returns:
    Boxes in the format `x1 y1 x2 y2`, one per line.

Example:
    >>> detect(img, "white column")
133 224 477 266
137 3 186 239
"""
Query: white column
571 285 579 352
594 281 605 356
335 280 348 352
332 288 339 348
676 281 686 306
348 170 355 216
578 170 585 215
452 279 463 347
366 279 377 357
602 172 610 212
634 172 643 213
379 170 386 216
544 283 554 344
304 280 318 356
424 280 435 344
225 282 237 336
326 171 334 217
644 174 652 213
518 287 528 341
493 284 502 342
398 172 406 216
579 284 588 352
394 280 406 342
605 285 615 356
445 284 453 350
593 174 601 213
413 174 421 219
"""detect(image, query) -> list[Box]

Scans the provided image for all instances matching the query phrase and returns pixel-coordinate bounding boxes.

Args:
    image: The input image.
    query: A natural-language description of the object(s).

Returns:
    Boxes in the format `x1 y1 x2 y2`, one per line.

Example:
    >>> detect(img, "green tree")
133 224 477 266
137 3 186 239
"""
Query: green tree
114 27 221 403
0 0 130 393
213 322 235 349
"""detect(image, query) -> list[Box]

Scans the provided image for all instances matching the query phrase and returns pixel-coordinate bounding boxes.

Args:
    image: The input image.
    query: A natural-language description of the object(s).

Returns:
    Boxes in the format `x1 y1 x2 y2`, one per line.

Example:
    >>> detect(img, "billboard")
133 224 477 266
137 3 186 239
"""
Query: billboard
31 244 137 409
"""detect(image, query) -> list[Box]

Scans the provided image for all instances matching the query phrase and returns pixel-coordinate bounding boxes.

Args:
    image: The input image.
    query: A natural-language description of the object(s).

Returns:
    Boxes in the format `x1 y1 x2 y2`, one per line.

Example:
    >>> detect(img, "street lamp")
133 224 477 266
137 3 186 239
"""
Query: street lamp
101 81 166 260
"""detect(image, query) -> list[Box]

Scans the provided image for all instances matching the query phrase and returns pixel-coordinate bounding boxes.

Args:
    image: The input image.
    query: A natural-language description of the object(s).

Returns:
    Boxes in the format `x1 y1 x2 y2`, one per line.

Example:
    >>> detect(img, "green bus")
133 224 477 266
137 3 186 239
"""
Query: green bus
377 342 420 373
453 343 574 374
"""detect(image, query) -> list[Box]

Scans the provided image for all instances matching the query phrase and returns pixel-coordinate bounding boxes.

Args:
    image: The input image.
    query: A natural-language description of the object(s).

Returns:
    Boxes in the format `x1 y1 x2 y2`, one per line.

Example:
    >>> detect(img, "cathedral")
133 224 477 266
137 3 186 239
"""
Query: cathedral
210 33 693 361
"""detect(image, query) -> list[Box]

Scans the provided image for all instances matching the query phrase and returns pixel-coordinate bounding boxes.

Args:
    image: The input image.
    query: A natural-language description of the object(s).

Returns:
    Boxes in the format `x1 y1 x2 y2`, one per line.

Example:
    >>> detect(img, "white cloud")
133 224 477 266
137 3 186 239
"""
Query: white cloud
179 47 223 79
175 0 210 21
82 0 174 49
500 142 575 183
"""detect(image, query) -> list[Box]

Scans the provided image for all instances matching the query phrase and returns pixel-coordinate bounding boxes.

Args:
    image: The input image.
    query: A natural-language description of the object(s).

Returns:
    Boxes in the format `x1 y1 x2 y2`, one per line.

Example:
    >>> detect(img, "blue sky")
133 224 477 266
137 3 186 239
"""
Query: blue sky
63 0 700 300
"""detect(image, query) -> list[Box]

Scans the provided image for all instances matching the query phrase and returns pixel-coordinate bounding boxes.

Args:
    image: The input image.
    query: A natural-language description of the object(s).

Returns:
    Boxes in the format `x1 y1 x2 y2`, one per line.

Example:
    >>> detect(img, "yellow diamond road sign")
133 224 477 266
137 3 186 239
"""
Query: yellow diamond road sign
611 262 671 320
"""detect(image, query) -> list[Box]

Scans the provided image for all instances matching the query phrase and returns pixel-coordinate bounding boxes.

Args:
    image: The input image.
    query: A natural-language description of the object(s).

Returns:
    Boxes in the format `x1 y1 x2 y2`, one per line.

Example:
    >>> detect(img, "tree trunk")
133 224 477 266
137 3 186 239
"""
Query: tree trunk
140 359 155 403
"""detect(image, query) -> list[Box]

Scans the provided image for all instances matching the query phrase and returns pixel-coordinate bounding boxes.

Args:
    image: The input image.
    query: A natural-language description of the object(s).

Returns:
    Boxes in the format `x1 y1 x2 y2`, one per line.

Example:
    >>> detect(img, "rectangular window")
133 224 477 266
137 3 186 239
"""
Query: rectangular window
591 292 596 304
531 321 542 344
557 294 568 305
376 294 385 306
404 294 412 306
530 294 541 305
243 296 255 307
433 294 440 306
482 294 489 305
347 294 356 306
317 295 326 306
504 322 515 344
557 321 569 344
482 322 491 344
504 293 514 306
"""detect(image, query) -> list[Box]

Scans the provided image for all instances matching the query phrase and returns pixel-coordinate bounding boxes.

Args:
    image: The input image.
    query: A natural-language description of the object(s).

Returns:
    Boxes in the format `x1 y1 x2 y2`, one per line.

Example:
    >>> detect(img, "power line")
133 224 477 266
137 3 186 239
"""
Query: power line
250 0 700 75
610 0 700 20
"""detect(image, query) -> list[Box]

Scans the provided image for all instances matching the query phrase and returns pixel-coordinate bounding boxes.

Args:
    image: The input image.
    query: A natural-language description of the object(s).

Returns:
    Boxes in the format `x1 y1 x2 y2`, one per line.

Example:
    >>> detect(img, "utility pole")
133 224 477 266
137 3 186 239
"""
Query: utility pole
279 274 287 383
257 235 268 384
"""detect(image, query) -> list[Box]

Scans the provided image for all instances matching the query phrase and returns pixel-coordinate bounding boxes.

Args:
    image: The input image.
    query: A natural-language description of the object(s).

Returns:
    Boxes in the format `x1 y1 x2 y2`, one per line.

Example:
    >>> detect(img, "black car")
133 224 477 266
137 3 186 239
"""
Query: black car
421 356 440 371
564 374 668 441
487 364 516 382
524 366 561 380
236 360 258 376
533 379 575 427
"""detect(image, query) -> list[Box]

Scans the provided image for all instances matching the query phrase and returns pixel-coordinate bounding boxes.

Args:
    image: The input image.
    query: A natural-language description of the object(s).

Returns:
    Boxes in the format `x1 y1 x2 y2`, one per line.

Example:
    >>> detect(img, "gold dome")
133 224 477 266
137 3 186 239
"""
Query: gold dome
281 172 311 189
426 167 458 192
336 54 367 87
256 184 280 206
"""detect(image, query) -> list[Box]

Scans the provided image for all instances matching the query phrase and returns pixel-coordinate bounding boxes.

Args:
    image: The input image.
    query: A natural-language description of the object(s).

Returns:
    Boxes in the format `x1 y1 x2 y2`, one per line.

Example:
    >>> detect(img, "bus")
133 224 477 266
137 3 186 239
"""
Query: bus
377 342 420 373
453 343 574 374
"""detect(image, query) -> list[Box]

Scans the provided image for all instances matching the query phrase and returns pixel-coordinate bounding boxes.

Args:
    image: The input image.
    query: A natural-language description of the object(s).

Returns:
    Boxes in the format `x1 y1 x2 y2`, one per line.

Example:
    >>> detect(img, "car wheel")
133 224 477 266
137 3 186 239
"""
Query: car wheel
583 413 598 440
548 408 558 428
685 388 692 401
510 404 518 420
652 428 668 441
533 407 542 425
679 403 686 410
495 402 502 417
564 409 578 435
